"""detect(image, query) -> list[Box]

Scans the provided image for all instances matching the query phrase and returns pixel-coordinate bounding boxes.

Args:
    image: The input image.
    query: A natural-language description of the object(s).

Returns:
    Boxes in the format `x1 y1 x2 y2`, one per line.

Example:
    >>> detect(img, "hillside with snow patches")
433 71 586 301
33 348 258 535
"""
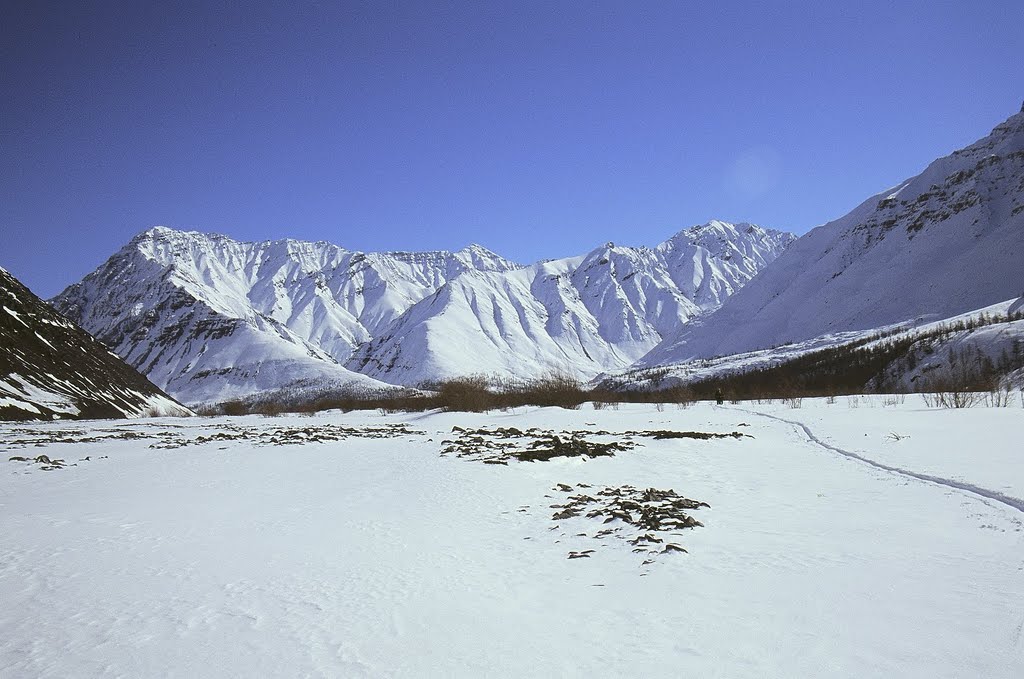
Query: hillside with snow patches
600 296 1024 395
0 266 188 420
53 222 793 402
640 108 1024 369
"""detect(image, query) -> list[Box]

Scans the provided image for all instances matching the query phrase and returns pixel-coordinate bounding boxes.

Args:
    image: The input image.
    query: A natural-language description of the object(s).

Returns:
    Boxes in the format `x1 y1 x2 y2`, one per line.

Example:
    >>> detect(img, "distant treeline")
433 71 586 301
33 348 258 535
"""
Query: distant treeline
679 309 1024 401
201 373 695 416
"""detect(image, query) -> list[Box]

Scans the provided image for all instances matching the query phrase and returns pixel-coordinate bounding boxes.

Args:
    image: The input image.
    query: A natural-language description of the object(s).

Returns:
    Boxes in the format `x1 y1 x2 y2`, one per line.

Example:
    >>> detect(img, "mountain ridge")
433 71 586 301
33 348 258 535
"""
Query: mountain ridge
53 221 793 401
348 221 795 385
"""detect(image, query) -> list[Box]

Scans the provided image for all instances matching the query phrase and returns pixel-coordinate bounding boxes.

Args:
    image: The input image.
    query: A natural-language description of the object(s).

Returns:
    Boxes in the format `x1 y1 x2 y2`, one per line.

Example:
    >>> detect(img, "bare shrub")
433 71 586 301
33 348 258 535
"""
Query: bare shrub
659 385 696 406
221 400 249 416
985 383 1014 407
945 391 981 408
919 369 990 408
253 400 286 417
192 403 222 417
436 375 494 412
922 390 982 408
519 371 587 409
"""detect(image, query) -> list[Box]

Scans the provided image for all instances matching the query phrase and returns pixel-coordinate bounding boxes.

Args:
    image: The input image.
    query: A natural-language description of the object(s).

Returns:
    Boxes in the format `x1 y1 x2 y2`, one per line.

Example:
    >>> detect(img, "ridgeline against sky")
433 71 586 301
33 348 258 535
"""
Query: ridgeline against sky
2 0 1023 297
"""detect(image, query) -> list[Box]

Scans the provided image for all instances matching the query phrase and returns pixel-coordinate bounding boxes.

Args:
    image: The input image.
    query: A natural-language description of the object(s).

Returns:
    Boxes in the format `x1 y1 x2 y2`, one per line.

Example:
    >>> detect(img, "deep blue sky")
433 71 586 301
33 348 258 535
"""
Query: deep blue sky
2 1 1022 297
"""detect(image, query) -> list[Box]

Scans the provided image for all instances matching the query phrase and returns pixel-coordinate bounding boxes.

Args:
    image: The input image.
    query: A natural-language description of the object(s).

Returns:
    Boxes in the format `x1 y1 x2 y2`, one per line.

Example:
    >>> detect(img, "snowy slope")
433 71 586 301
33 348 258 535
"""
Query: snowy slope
1 403 1021 677
0 266 189 420
350 222 794 386
602 296 1024 393
52 228 519 403
641 108 1024 367
55 222 792 398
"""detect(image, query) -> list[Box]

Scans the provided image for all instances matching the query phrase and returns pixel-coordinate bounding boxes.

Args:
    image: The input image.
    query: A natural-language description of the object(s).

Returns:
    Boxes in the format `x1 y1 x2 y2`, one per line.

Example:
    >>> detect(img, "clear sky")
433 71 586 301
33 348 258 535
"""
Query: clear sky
2 0 1022 298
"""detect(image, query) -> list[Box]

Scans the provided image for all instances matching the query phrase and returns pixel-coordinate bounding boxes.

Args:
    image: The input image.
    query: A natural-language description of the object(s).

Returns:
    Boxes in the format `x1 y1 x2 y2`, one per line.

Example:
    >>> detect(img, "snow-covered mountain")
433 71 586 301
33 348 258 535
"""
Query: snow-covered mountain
640 107 1024 368
53 222 792 400
0 266 188 420
52 228 515 404
350 222 794 385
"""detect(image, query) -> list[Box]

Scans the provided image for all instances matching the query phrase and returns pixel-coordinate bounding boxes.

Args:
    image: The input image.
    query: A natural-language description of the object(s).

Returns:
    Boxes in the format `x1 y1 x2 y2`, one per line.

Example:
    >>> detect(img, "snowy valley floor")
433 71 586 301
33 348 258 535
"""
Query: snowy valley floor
1 398 1023 678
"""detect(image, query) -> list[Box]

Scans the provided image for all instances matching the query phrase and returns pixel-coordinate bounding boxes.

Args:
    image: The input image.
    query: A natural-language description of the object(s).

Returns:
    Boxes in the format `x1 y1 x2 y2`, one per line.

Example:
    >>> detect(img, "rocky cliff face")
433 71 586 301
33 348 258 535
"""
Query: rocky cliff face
0 266 188 420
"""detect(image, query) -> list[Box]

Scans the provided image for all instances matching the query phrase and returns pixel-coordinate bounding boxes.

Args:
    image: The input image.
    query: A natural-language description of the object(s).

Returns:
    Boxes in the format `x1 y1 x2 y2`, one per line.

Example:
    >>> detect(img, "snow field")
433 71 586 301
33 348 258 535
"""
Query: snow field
1 400 1022 677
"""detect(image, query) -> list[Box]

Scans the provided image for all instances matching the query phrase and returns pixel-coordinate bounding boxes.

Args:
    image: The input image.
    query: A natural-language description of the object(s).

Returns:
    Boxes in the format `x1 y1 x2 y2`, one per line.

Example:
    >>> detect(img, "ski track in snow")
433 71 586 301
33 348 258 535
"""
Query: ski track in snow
733 407 1024 515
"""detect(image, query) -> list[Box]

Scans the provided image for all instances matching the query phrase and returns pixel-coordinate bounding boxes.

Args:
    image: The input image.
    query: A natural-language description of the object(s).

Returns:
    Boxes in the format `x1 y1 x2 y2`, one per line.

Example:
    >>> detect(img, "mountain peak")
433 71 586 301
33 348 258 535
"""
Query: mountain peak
659 220 794 256
458 242 492 253
455 242 502 259
453 243 521 272
668 220 747 242
131 225 200 242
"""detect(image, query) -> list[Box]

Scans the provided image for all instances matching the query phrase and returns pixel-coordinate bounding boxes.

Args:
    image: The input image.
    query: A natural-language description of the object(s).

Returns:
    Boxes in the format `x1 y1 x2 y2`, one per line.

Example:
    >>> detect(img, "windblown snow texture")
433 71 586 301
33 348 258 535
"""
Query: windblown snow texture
53 222 792 398
641 109 1024 367
0 266 188 420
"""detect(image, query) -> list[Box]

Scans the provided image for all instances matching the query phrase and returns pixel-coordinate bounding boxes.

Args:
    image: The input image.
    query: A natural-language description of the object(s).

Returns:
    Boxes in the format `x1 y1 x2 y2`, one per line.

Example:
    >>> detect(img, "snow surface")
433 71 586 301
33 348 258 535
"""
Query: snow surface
2 306 28 327
2 401 1021 677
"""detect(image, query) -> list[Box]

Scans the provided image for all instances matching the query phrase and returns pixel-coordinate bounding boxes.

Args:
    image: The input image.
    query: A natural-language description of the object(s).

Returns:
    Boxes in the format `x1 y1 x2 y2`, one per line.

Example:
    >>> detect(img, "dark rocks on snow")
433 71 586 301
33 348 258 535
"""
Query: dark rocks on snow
547 482 710 566
439 427 635 464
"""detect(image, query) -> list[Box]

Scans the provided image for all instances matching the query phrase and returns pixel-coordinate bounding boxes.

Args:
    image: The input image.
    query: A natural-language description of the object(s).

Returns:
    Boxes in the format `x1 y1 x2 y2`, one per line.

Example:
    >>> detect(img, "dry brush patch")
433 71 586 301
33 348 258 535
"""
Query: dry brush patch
149 423 424 449
2 422 425 455
440 426 748 567
440 426 753 465
7 453 109 471
546 483 711 566
439 426 636 464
